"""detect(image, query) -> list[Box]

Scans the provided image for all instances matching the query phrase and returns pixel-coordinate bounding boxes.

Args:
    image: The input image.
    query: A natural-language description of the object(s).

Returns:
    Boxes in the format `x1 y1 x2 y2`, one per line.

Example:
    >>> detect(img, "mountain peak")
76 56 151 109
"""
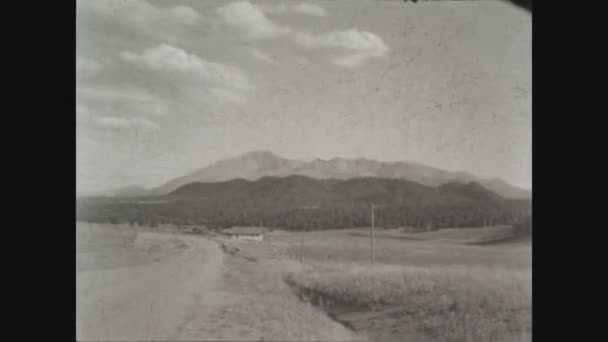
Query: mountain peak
240 150 279 159
114 151 531 199
439 181 501 201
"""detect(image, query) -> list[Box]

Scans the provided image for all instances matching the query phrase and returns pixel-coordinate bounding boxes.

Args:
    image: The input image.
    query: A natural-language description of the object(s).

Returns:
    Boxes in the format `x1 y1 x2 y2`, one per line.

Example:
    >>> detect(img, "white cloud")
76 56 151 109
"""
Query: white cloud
83 0 200 25
331 54 376 68
217 1 291 39
168 5 201 26
251 48 275 63
77 56 102 75
295 29 388 67
259 3 287 14
77 89 160 131
94 116 159 130
208 88 247 104
79 85 169 116
77 85 167 131
121 44 253 91
291 3 327 17
295 29 387 52
79 0 200 39
260 2 327 16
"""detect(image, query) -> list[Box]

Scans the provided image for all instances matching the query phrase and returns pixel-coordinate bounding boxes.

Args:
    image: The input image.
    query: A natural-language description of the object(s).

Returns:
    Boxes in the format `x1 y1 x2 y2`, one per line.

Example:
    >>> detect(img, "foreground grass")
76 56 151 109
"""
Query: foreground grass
212 251 364 341
286 262 531 342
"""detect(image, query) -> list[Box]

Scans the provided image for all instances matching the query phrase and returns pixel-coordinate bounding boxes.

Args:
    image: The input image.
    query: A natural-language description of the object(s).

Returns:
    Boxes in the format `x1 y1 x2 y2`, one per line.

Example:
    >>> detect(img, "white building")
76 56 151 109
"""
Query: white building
222 227 267 241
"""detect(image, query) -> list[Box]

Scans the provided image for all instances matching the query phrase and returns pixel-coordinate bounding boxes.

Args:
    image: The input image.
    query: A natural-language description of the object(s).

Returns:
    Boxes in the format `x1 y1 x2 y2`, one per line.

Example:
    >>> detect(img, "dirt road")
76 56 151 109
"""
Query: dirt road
76 232 225 341
76 226 361 341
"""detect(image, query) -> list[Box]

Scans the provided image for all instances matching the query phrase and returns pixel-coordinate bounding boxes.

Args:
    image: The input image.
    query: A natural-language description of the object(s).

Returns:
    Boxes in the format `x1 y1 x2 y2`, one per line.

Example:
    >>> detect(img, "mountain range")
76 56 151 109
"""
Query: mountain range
91 151 531 199
77 174 531 229
168 175 510 208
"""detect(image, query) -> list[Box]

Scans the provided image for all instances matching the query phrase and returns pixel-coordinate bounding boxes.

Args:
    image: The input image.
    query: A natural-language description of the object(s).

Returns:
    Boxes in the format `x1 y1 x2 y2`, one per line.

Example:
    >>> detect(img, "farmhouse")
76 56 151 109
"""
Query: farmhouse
223 227 267 241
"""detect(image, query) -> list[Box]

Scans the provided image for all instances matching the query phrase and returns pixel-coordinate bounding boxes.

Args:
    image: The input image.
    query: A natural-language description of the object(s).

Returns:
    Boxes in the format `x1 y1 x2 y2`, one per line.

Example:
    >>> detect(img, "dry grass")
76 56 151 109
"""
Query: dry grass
76 222 189 272
221 227 531 341
79 223 531 341
270 227 531 268
213 255 364 341
286 262 531 342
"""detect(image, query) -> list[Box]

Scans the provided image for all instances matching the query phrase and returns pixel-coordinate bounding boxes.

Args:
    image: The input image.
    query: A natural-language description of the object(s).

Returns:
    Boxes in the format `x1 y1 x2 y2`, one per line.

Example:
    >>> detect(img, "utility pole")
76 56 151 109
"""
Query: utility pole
290 198 304 263
300 205 319 263
300 222 305 263
370 203 375 267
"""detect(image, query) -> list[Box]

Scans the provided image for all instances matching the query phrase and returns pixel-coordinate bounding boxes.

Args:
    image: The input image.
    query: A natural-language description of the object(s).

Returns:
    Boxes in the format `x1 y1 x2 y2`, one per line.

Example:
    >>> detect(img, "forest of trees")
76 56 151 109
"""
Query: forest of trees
77 176 531 231
77 198 531 231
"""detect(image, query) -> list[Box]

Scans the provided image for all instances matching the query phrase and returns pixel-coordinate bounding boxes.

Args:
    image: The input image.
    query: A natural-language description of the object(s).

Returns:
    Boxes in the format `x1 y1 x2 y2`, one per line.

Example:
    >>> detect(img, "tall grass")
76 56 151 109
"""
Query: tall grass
214 256 364 341
286 262 531 342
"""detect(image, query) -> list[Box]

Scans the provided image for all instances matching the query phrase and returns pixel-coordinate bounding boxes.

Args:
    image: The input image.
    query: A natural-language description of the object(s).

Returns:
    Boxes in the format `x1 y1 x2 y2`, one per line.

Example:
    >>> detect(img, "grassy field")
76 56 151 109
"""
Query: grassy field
77 222 531 341
76 222 191 272
227 226 531 342
76 222 361 341
210 254 362 341
267 227 531 268
285 262 530 342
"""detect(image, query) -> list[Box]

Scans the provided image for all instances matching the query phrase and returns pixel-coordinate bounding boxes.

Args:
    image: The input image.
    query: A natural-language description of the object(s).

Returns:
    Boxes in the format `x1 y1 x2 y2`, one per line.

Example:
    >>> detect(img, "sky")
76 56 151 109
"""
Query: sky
76 0 531 193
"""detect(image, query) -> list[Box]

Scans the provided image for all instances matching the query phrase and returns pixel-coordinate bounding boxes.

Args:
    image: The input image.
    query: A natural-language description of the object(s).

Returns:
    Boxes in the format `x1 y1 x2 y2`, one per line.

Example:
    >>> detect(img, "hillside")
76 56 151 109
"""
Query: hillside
169 176 507 207
105 151 530 199
77 176 531 230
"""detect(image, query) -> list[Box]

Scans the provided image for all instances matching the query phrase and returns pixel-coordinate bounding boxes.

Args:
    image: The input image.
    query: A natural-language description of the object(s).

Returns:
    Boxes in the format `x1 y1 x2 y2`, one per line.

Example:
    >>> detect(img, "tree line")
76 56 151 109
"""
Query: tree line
77 198 531 231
